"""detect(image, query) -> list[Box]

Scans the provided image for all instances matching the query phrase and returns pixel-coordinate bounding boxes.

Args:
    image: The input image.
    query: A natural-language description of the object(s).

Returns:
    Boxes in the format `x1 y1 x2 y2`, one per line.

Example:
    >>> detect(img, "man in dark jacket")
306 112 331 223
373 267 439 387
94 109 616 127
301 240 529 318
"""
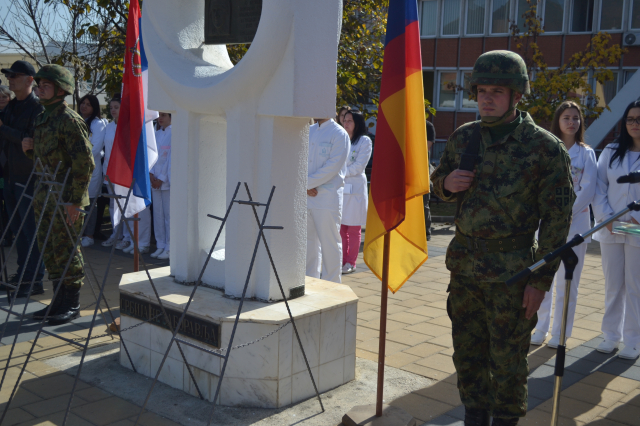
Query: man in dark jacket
0 61 45 296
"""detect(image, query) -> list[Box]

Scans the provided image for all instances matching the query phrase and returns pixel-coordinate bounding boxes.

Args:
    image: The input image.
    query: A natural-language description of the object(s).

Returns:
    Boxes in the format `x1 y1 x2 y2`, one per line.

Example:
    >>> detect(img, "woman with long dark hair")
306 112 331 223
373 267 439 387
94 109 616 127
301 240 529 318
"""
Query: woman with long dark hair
337 105 351 127
531 101 596 348
340 110 372 274
593 100 640 359
78 94 107 247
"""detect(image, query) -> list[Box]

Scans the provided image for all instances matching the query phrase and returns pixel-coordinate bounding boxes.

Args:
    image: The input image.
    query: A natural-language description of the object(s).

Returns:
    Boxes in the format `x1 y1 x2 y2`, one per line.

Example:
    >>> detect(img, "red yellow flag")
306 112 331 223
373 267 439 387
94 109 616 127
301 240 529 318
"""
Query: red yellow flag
363 0 430 293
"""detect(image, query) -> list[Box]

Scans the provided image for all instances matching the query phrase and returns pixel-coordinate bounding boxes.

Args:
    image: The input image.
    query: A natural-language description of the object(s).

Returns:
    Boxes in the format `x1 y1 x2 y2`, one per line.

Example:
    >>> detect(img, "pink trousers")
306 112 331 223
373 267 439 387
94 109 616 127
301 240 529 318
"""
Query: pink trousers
340 225 361 266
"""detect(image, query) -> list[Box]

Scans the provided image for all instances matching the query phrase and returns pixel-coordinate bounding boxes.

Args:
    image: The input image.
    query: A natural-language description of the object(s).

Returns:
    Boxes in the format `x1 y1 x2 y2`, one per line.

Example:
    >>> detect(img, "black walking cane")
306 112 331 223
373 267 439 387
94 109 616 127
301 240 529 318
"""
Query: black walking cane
550 247 579 426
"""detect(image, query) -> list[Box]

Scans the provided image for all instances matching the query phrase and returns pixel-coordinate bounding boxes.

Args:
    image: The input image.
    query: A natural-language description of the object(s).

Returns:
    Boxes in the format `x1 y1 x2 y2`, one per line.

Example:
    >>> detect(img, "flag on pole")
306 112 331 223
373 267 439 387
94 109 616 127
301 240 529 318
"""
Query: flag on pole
106 0 158 225
363 0 430 293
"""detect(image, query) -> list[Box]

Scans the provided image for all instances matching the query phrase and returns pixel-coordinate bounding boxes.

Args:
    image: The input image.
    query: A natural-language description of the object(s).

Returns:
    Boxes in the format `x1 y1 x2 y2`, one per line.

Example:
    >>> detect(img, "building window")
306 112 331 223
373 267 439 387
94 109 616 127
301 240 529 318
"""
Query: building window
442 0 461 35
461 71 478 109
438 71 457 109
599 0 624 30
623 70 636 84
491 0 511 33
630 0 640 29
423 71 435 104
516 0 536 31
594 72 618 108
543 0 565 32
466 0 486 34
571 0 594 32
420 0 438 36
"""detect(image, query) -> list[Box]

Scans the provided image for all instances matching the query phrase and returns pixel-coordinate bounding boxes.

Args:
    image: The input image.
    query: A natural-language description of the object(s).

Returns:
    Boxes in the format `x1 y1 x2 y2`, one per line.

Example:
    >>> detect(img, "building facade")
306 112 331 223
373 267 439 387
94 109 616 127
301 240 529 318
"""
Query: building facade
419 0 640 148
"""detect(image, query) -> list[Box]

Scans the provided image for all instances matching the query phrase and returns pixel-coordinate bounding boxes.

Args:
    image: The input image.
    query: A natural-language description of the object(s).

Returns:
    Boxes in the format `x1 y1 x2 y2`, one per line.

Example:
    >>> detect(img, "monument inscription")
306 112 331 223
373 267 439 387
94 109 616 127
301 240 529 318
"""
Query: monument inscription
204 0 262 45
120 294 220 348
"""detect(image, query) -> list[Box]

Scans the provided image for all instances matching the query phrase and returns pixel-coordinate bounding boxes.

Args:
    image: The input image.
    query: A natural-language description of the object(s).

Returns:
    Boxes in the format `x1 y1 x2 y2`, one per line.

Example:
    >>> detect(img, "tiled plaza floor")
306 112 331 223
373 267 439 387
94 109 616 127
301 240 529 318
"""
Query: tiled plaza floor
0 223 636 425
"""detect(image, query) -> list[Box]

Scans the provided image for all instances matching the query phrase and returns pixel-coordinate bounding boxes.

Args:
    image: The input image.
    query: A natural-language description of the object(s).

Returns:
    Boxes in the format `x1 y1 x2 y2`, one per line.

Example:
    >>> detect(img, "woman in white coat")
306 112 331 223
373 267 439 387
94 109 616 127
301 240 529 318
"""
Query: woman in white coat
592 100 640 359
150 113 172 260
531 101 596 348
340 110 372 274
78 94 108 247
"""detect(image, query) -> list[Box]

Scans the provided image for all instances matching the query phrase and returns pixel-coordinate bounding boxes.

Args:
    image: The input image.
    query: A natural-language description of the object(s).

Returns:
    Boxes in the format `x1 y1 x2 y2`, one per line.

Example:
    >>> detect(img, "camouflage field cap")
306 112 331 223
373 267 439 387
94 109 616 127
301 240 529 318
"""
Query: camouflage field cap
469 50 530 95
35 64 74 95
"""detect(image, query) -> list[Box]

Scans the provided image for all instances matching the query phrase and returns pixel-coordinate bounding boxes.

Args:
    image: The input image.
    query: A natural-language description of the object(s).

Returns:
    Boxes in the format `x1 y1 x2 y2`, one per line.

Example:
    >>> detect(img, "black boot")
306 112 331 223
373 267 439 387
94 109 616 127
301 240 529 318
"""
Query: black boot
48 286 80 325
492 417 519 426
464 407 490 426
32 282 64 320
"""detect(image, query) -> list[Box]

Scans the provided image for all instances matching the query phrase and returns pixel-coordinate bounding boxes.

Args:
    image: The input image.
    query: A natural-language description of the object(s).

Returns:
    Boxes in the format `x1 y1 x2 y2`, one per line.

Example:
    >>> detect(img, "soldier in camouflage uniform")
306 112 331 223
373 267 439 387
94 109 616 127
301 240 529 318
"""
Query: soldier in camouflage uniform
21 64 94 325
431 51 574 426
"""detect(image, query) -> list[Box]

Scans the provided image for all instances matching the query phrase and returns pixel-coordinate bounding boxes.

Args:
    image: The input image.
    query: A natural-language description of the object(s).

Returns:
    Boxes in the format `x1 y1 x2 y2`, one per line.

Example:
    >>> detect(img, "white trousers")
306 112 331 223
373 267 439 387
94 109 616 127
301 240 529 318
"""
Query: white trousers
152 189 170 250
122 206 151 247
600 242 640 347
535 242 588 338
306 208 342 283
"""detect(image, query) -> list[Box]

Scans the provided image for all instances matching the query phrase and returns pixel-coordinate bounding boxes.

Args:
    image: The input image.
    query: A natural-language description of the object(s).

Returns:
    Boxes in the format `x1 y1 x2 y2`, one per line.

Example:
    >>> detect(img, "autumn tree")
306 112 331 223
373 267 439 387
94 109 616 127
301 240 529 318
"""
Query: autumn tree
509 0 626 124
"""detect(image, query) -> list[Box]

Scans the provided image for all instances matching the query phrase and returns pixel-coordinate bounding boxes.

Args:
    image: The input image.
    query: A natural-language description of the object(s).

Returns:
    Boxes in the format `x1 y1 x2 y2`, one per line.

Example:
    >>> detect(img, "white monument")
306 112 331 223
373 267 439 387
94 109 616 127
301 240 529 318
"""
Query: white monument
118 0 359 408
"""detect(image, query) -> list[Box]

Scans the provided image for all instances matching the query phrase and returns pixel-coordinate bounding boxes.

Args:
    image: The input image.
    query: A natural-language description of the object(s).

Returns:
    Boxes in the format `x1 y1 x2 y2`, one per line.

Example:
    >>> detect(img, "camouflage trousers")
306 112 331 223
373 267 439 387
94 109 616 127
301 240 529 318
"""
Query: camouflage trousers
34 195 84 290
447 273 535 418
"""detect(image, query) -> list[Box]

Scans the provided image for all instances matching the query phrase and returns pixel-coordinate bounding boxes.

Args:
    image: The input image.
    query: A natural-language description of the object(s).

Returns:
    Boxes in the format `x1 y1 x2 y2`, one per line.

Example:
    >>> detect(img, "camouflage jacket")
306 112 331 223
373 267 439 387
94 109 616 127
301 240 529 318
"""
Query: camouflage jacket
27 102 94 207
431 111 574 291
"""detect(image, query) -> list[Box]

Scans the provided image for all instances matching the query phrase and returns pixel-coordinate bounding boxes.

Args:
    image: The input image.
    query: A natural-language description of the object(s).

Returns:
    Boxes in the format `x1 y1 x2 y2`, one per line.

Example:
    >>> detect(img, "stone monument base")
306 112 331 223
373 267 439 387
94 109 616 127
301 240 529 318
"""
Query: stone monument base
118 267 358 408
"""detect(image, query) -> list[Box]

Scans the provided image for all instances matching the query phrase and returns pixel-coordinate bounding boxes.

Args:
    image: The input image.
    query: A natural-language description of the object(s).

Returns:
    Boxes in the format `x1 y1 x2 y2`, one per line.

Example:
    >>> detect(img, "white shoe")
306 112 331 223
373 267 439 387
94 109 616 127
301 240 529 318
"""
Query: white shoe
101 235 117 247
150 248 164 258
157 250 170 260
115 240 130 251
597 339 619 354
342 263 354 274
547 335 560 349
530 330 547 346
138 246 150 254
81 236 94 247
618 345 640 360
123 244 135 254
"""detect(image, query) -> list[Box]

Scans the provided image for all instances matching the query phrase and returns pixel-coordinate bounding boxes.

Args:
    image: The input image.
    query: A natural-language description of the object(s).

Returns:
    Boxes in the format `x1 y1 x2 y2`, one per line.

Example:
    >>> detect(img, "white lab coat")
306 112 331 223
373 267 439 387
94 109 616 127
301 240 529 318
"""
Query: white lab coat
592 144 640 347
306 119 350 283
102 121 117 178
342 135 372 227
87 118 108 199
593 144 640 247
536 142 597 338
307 120 350 211
150 125 171 190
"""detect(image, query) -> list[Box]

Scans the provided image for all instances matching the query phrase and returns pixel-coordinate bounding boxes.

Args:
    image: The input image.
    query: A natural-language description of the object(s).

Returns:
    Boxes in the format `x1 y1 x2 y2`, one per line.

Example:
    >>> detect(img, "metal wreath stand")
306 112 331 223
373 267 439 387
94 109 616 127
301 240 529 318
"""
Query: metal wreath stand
133 182 323 426
0 161 139 425
507 173 640 426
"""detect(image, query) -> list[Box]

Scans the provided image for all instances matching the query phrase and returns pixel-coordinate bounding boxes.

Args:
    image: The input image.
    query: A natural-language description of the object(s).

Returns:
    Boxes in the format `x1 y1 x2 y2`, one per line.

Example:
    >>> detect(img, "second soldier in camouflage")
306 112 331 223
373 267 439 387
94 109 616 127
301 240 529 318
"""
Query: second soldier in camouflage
431 51 574 426
22 64 95 325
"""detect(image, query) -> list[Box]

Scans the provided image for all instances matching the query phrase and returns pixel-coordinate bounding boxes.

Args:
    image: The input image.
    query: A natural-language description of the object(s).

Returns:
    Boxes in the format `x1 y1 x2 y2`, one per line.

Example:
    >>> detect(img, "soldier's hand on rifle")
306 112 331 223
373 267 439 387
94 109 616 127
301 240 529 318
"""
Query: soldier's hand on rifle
66 205 81 225
444 169 476 193
21 137 34 153
522 285 545 320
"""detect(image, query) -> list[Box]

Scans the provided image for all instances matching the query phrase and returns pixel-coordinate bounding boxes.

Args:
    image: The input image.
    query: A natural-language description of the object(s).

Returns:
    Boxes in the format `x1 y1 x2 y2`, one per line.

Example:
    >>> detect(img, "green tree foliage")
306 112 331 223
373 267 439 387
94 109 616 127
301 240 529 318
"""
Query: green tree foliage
509 0 626 124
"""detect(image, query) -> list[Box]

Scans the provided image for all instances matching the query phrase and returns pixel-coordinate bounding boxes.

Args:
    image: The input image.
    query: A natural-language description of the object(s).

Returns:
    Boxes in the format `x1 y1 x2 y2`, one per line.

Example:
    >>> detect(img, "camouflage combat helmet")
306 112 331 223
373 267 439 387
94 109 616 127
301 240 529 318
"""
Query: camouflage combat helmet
35 64 74 95
469 50 530 96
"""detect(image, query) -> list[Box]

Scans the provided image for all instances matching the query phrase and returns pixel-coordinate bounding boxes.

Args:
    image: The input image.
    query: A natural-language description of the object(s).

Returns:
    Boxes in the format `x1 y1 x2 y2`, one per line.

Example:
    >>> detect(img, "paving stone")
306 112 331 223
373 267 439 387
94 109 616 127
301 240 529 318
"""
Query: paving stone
445 405 465 420
598 362 640 381
415 354 456 374
386 351 422 368
528 377 555 401
580 372 640 393
536 396 607 423
21 393 89 417
385 329 433 346
390 393 453 422
402 363 455 382
358 338 410 355
561 382 625 408
544 355 601 375
2 407 35 425
389 312 432 325
16 411 95 426
72 396 140 426
414 382 461 406
20 374 90 399
530 364 586 385
597 401 640 425
419 414 463 426
132 411 182 426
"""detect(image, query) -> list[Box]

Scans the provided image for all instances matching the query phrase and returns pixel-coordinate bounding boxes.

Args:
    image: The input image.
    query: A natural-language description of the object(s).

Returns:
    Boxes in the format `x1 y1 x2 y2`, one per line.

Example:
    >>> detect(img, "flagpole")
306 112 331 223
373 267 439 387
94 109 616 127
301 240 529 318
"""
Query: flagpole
376 232 391 417
133 214 139 272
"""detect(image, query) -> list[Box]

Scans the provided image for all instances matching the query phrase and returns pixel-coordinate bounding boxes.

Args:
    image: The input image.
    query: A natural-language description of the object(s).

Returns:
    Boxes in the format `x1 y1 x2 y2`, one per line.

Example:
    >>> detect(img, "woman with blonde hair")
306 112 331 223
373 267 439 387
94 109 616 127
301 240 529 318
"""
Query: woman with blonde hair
531 101 597 348
0 85 13 111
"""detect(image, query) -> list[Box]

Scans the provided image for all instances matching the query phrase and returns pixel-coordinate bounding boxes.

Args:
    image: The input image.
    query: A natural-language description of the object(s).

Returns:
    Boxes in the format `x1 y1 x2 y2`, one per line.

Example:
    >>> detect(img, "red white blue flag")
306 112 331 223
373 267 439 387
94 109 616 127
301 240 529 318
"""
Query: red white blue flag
106 0 158 224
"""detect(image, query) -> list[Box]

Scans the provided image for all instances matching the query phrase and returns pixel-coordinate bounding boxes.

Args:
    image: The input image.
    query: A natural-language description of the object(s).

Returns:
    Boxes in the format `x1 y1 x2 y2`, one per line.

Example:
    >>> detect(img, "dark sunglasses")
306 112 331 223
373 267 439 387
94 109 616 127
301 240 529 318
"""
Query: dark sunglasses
4 73 25 79
626 117 640 126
